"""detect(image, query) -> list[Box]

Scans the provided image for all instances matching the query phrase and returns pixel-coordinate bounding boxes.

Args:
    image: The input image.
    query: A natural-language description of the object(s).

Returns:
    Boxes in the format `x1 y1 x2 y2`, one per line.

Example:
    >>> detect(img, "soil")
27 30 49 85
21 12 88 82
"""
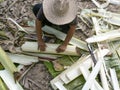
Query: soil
20 62 53 90
1 0 120 90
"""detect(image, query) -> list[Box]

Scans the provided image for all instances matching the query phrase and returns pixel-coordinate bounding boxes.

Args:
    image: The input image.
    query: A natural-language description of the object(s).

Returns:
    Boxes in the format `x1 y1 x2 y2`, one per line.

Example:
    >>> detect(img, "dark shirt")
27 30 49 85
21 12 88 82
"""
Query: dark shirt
35 4 77 33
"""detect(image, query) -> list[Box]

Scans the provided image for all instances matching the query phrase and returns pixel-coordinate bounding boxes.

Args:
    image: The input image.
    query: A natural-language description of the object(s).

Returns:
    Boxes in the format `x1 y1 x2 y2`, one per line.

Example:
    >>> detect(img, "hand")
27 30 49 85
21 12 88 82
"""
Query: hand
38 41 46 51
56 44 67 53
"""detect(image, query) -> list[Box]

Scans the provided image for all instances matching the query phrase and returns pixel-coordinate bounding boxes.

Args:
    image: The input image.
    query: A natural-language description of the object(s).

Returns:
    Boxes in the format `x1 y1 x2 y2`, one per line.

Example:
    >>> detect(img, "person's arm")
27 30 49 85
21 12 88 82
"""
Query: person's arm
56 25 76 53
36 19 46 51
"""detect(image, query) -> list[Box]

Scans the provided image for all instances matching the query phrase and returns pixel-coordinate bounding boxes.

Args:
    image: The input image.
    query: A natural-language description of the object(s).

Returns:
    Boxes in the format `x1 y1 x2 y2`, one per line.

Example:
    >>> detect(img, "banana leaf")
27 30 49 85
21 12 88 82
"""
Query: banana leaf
64 75 85 90
44 61 61 77
44 55 80 77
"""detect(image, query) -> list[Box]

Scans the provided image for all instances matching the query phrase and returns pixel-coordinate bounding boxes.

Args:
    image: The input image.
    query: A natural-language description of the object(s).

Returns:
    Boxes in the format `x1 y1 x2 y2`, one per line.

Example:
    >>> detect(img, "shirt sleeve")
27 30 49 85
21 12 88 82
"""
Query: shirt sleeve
69 17 78 25
36 6 45 21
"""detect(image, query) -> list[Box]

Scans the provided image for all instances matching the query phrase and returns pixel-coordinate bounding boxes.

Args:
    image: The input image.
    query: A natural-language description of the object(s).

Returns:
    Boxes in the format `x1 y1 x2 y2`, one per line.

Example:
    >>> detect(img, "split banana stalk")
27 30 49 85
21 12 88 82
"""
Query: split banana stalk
0 46 18 76
80 9 120 26
92 17 110 90
7 53 39 65
21 41 80 56
91 0 110 8
0 70 23 90
86 29 120 43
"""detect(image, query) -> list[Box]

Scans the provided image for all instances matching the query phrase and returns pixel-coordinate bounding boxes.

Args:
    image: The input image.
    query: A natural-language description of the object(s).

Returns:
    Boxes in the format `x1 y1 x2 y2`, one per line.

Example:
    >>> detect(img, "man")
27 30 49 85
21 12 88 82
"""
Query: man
33 0 77 53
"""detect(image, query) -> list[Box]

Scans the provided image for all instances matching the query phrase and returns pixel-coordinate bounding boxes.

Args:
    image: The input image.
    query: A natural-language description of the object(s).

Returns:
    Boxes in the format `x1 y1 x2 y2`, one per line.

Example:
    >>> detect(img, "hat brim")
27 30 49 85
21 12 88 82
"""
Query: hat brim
43 0 77 25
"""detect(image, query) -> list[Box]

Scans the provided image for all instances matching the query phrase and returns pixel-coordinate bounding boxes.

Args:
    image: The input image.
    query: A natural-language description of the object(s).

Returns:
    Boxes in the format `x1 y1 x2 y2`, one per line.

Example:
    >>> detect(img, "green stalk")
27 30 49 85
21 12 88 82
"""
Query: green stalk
0 70 23 90
0 46 18 76
0 78 7 90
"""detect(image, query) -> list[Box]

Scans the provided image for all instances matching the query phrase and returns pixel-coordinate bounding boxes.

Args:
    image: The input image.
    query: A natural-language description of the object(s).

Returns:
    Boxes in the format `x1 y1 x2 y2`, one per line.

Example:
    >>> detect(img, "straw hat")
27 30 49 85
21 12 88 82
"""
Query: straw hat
43 0 77 25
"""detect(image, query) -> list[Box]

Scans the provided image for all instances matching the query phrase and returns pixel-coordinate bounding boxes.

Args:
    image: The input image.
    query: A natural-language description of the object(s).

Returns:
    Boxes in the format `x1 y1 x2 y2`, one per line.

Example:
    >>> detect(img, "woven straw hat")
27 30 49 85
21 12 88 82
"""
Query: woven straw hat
43 0 77 25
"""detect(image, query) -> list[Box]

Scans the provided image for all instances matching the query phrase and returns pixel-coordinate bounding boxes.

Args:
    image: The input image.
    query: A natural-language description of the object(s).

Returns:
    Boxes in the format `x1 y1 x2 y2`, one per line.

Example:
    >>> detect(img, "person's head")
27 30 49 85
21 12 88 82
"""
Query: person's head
43 0 77 25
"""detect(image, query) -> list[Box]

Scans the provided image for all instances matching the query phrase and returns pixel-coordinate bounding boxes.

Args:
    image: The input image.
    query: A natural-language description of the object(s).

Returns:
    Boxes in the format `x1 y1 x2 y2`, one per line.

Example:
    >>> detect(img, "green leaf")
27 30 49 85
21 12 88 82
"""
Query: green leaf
64 75 85 90
44 61 61 77
57 56 79 66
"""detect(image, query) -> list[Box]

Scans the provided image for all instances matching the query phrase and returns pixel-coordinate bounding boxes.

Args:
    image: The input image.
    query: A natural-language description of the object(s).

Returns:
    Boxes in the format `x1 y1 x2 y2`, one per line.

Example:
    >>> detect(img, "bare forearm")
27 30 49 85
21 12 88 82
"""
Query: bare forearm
35 19 43 43
35 19 46 51
63 25 76 46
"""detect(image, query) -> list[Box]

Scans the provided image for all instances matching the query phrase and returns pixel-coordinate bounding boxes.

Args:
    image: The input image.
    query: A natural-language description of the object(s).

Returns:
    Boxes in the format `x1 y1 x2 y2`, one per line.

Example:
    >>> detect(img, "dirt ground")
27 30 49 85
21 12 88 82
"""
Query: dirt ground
1 0 120 90
20 62 53 90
